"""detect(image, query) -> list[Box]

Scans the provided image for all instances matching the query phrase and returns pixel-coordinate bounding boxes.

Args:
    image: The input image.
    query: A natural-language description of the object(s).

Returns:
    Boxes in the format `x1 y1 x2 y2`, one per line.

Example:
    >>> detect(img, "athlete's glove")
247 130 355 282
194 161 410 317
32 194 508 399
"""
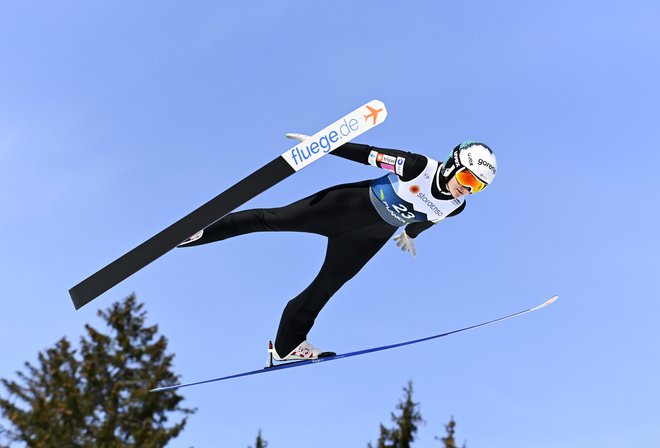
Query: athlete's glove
393 230 416 257
286 133 311 142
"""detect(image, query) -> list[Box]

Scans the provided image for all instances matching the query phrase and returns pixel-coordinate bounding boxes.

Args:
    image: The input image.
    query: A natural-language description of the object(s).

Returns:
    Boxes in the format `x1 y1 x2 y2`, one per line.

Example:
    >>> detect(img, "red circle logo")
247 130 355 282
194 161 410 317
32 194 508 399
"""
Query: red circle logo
409 185 420 194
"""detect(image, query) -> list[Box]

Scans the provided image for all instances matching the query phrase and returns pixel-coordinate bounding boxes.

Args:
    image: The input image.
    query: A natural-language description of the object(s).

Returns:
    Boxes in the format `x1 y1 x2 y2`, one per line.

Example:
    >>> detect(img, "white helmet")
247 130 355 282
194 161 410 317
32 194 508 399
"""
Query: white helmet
438 141 497 193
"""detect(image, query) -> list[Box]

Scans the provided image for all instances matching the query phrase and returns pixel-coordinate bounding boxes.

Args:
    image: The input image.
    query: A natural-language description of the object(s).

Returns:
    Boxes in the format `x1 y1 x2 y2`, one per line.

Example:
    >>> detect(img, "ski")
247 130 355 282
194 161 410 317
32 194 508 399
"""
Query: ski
150 295 558 393
69 100 388 309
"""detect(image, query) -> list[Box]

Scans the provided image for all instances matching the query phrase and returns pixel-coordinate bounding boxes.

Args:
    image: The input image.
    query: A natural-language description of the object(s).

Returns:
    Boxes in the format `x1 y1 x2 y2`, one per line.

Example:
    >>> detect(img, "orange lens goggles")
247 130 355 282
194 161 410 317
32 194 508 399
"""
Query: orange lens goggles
455 169 486 193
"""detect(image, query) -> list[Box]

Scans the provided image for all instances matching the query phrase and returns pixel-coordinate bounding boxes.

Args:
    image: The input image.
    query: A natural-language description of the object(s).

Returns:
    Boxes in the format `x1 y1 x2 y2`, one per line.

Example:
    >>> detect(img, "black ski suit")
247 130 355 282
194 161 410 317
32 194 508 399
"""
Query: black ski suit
180 142 465 357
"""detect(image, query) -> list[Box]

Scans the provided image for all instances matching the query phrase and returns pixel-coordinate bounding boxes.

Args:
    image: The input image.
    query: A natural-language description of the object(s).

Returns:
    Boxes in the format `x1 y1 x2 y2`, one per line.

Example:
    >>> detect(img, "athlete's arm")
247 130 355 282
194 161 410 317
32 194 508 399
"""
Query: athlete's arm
404 202 466 238
285 135 427 181
331 142 428 181
404 221 433 239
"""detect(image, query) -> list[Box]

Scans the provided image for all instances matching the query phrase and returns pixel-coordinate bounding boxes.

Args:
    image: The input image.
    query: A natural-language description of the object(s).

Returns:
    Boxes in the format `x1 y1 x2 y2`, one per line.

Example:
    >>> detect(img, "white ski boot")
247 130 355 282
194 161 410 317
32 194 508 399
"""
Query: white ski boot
267 340 335 366
178 230 204 247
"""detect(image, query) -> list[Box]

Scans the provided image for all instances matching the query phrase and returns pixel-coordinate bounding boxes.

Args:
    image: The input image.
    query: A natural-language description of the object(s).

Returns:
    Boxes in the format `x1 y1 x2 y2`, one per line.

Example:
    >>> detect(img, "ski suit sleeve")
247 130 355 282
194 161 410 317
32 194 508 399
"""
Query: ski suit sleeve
404 201 466 238
331 142 428 181
404 222 434 238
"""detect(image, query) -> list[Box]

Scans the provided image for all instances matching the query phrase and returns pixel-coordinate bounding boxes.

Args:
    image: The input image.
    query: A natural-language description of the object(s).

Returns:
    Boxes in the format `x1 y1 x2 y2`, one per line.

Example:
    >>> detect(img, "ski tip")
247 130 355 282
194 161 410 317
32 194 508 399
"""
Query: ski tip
532 295 559 311
545 295 559 306
364 99 388 123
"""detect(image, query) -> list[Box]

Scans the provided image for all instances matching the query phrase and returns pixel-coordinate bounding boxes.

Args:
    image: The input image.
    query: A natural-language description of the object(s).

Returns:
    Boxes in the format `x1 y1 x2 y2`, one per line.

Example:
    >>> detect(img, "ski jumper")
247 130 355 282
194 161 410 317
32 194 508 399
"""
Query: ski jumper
180 143 466 357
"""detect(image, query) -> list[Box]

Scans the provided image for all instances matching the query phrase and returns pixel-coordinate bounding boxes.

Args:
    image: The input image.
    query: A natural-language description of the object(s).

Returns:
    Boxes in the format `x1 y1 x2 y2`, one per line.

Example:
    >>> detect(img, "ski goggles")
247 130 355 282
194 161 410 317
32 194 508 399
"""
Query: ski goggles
455 168 487 193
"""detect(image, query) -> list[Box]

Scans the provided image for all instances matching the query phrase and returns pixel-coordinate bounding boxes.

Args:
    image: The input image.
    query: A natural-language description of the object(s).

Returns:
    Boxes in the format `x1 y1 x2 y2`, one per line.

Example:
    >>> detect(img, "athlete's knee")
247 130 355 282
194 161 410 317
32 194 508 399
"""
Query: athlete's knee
321 265 362 294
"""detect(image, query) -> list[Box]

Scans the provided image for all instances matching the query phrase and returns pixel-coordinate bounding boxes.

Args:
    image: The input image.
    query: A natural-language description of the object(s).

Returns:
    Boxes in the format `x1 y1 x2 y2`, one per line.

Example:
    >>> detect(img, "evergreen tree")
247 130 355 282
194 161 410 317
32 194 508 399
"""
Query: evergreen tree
436 417 466 448
369 381 423 448
0 295 195 447
249 429 268 448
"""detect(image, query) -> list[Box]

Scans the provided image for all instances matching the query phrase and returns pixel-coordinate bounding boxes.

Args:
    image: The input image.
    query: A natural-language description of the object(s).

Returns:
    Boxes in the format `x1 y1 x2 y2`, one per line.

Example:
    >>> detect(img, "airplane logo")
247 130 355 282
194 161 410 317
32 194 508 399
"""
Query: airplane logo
364 105 384 124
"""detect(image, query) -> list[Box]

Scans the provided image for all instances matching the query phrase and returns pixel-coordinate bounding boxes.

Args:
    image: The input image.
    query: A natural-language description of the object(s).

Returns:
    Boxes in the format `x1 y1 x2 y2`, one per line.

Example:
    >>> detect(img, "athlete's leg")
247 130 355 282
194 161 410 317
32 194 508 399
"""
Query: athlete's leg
274 221 397 357
178 180 373 247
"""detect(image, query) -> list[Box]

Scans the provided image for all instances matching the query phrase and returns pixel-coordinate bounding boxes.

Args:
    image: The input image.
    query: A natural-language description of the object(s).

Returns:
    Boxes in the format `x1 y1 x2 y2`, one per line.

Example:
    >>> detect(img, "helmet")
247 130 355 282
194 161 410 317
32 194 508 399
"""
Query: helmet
437 141 497 193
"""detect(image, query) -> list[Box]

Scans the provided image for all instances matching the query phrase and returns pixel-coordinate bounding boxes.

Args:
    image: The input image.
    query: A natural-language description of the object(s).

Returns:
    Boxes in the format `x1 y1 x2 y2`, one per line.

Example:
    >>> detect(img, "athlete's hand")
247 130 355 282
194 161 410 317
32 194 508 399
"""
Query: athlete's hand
393 231 416 257
286 133 310 142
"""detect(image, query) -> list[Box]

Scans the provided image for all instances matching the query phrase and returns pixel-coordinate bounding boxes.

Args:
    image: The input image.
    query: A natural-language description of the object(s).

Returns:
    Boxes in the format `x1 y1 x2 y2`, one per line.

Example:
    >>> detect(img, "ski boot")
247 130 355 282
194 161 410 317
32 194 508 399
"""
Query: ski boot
267 340 336 367
178 230 204 247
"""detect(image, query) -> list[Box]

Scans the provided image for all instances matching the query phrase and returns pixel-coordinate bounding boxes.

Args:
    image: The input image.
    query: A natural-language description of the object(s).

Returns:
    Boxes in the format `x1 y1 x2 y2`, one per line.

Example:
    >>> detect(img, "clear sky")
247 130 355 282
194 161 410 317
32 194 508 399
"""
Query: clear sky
1 1 659 447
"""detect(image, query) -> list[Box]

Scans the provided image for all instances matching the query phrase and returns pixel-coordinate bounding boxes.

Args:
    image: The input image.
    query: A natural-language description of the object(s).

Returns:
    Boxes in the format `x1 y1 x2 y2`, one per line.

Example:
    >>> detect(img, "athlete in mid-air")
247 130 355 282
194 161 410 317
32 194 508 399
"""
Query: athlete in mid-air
179 136 497 362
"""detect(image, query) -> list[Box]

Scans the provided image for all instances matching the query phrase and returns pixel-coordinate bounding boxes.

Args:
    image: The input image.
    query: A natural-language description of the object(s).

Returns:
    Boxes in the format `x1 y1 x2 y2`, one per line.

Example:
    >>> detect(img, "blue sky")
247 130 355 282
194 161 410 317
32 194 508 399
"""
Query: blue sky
1 1 659 446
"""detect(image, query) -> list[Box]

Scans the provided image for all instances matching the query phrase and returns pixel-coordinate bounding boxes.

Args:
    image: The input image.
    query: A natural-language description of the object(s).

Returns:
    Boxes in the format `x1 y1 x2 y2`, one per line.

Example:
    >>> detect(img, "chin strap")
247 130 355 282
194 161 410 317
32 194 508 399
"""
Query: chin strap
435 163 451 194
